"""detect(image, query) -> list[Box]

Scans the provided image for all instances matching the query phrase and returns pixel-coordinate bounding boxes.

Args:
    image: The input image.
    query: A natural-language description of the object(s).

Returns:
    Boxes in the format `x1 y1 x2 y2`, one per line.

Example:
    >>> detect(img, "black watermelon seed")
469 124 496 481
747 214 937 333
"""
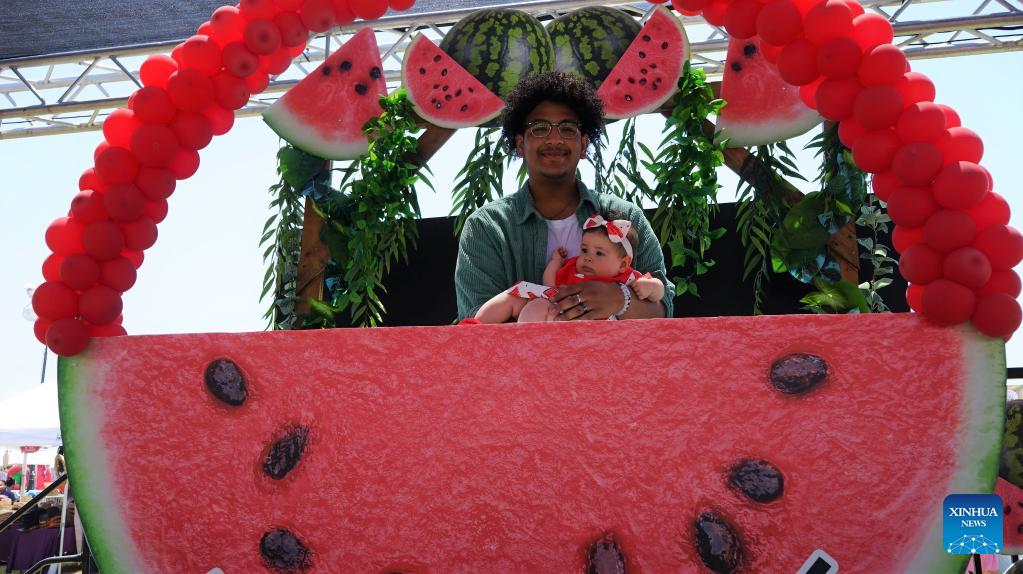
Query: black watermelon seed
444 94 452 101
433 83 440 89
650 63 658 69
260 529 312 573
204 359 247 406
418 67 425 75
770 353 829 394
1006 504 1012 515
640 68 648 75
460 104 468 112
320 67 331 76
642 34 651 41
455 89 462 96
468 86 474 93
661 41 669 50
435 102 442 109
441 68 448 76
639 51 646 59
652 85 658 90
354 83 368 95
615 79 621 85
743 43 757 58
624 94 632 101
628 77 636 84
433 54 441 62
587 532 625 574
731 62 742 73
1019 524 1023 535
339 60 352 72
263 425 309 480
369 66 381 79
728 459 784 503
693 512 743 574
442 85 449 91
639 78 647 85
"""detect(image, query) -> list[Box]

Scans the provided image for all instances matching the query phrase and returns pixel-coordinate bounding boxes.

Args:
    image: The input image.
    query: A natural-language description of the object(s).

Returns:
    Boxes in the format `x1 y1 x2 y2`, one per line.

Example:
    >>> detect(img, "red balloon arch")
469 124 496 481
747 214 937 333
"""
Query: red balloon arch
31 0 1023 355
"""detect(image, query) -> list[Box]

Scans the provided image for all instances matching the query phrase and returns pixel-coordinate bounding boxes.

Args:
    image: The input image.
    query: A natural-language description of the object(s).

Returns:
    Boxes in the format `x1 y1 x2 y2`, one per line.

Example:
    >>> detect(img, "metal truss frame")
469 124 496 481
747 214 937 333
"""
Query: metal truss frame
1 0 1020 139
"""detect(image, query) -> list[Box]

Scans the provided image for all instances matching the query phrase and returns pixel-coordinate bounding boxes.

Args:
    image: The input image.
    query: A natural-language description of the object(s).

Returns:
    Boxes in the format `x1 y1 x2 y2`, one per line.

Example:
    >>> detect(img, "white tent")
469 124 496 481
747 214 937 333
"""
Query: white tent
0 381 61 448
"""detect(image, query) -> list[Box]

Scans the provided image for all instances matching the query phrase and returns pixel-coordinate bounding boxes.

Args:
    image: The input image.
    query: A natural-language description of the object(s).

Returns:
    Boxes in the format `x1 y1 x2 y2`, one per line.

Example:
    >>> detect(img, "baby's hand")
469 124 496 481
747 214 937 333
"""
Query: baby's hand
632 277 664 301
551 246 567 265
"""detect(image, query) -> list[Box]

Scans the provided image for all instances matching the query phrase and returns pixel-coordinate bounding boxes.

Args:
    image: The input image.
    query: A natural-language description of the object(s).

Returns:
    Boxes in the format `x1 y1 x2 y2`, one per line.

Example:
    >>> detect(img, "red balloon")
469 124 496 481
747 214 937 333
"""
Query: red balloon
840 0 864 17
798 77 823 110
973 225 1023 270
210 6 247 44
921 279 976 326
79 167 108 193
964 191 1009 232
88 323 128 338
259 45 294 75
170 148 201 180
815 78 861 120
181 36 222 76
79 285 123 325
760 41 783 64
93 141 111 162
202 104 235 136
131 123 181 168
32 281 79 321
756 0 803 46
60 253 101 290
816 36 861 80
895 102 946 143
45 217 85 255
42 254 65 283
886 185 937 228
144 198 170 224
135 167 177 200
858 44 907 86
34 318 51 345
198 21 215 38
121 216 159 251
892 225 924 253
836 118 865 148
104 183 146 222
723 0 762 39
100 257 138 292
222 42 260 77
933 161 989 210
936 127 983 165
170 111 214 150
167 69 216 112
102 109 142 149
978 270 1022 298
71 189 107 223
937 104 961 128
244 70 271 93
301 0 336 32
804 0 853 46
906 283 924 312
387 0 415 11
95 145 140 185
702 0 730 27
46 318 90 357
972 293 1022 340
171 44 185 67
893 72 935 105
139 55 178 89
850 13 893 52
925 210 976 253
898 243 942 284
853 84 903 130
122 250 145 269
871 171 900 201
942 246 992 289
274 12 310 47
240 0 279 19
244 19 282 56
777 39 820 86
891 142 942 186
332 0 356 24
83 220 126 261
851 129 900 173
129 86 177 125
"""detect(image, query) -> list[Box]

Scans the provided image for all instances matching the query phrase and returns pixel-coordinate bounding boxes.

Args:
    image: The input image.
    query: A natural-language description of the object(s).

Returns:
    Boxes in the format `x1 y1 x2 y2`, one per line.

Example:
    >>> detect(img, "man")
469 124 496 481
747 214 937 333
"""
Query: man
455 71 674 320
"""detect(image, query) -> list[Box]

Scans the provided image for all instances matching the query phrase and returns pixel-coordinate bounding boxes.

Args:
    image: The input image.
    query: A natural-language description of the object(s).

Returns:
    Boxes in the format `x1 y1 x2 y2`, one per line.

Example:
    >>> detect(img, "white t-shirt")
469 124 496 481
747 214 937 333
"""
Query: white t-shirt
545 215 582 263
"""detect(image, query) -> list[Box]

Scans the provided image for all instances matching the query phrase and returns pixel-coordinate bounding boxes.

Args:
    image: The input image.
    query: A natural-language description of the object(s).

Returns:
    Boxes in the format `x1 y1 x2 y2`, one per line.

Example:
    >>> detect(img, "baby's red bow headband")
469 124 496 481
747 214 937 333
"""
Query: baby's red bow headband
584 215 633 258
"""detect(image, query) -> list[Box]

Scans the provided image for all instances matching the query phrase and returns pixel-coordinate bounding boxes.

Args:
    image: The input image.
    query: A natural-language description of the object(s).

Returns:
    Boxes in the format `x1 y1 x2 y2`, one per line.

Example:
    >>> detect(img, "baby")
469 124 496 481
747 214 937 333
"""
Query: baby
475 214 665 323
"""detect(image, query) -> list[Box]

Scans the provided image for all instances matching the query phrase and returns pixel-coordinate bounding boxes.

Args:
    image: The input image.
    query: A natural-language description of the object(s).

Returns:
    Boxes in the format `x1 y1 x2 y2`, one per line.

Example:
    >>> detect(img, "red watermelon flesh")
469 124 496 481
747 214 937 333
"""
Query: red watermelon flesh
401 33 504 129
58 314 1003 573
262 27 386 160
597 7 689 120
995 477 1023 554
716 37 822 148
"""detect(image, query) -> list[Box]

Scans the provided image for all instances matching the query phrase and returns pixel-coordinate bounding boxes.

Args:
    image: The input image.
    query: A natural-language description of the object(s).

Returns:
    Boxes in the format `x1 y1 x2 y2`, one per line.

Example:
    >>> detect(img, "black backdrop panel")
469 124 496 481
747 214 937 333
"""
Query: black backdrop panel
343 203 909 327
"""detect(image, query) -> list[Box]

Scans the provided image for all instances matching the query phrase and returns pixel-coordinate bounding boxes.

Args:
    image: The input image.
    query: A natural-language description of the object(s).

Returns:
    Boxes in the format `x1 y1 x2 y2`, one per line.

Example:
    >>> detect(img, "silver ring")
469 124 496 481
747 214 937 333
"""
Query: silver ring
574 294 583 304
581 302 591 313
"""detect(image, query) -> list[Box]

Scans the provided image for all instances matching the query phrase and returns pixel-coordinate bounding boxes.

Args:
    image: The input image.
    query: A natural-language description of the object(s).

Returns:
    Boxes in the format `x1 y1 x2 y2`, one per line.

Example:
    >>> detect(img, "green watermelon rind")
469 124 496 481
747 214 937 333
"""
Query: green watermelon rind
262 104 371 161
59 344 145 574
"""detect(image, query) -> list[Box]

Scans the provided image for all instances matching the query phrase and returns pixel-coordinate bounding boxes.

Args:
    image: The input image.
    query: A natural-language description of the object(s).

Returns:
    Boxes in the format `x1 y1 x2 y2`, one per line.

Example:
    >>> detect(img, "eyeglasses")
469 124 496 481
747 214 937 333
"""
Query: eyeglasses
525 120 582 139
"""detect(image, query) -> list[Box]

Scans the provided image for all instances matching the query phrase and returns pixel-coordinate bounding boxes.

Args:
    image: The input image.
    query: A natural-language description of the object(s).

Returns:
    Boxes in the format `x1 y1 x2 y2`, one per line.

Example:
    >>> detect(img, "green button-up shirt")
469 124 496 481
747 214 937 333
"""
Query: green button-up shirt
455 181 675 319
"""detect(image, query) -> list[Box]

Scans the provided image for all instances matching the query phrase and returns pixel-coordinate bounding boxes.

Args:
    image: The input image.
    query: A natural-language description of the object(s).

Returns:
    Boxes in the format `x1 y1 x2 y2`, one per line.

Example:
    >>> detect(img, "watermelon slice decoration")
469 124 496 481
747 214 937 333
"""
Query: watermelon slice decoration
401 33 504 129
716 37 821 148
262 27 387 160
597 6 689 120
59 314 1003 572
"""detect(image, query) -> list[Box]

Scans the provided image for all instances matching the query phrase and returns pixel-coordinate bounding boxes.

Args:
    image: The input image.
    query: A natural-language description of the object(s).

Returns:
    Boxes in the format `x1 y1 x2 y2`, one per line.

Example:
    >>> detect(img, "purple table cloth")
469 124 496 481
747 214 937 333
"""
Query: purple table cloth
4 527 75 573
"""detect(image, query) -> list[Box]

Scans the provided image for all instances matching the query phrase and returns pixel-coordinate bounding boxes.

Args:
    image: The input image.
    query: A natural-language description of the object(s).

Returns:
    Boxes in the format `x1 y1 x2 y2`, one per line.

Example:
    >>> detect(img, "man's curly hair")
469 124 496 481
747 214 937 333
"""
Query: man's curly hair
500 70 604 153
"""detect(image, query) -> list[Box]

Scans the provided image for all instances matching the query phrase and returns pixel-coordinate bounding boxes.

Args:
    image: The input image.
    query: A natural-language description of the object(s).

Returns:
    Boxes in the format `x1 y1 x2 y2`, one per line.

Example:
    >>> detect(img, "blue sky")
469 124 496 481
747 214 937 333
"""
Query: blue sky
0 21 1020 401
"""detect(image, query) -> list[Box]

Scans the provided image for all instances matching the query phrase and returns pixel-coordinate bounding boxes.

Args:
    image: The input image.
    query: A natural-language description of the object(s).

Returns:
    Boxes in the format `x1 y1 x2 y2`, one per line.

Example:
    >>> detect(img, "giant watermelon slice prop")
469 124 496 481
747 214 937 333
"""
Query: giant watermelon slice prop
59 314 1003 573
262 27 387 160
597 6 689 120
716 37 822 148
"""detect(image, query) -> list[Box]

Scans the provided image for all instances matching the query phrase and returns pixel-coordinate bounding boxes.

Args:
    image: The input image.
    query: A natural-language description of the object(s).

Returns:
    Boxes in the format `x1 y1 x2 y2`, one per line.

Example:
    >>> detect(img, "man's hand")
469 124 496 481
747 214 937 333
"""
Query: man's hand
550 281 623 321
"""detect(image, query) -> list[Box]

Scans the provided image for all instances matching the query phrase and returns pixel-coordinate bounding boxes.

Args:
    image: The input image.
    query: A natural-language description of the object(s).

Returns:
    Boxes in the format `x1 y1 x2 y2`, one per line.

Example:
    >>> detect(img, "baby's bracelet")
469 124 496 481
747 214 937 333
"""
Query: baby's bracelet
614 282 631 318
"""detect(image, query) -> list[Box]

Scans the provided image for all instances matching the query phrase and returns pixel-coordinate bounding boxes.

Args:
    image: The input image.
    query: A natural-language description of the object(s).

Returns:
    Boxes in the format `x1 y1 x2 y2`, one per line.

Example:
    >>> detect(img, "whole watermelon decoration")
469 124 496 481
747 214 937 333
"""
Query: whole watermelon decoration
439 8 553 100
546 6 641 90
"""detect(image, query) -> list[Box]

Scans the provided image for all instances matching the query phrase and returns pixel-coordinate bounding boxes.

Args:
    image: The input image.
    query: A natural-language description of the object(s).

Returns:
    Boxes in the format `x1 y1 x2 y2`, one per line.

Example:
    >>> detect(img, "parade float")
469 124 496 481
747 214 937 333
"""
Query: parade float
21 0 1023 571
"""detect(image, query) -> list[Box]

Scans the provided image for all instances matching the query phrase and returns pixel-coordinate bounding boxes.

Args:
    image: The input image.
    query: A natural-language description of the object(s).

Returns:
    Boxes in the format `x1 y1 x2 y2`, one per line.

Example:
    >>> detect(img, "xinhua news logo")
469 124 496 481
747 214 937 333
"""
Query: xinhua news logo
943 494 1003 554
